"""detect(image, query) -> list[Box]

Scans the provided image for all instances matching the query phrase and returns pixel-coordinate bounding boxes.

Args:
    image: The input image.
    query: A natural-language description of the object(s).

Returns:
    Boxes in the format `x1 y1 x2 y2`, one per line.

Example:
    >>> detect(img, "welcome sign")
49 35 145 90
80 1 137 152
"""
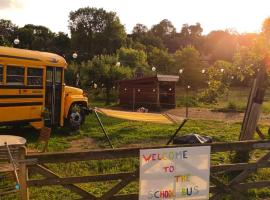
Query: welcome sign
139 146 210 200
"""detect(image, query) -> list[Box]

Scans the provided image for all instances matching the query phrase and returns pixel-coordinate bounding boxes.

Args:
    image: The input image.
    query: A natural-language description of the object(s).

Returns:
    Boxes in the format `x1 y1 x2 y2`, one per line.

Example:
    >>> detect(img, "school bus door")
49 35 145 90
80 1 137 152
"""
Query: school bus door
45 67 62 127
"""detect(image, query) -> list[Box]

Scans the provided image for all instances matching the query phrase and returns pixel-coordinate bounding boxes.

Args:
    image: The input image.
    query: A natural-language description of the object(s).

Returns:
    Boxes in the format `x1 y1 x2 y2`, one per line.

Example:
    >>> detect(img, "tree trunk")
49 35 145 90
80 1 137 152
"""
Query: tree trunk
105 87 111 105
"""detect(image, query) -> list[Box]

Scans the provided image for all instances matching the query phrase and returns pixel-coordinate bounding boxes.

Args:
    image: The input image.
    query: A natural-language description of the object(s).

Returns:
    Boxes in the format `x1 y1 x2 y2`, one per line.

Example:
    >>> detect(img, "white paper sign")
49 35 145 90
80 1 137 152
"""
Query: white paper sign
139 146 210 200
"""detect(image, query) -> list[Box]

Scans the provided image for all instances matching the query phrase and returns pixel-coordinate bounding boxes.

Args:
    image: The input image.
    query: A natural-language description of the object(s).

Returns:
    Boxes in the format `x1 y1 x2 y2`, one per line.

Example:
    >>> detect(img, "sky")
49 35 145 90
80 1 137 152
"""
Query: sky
0 0 270 35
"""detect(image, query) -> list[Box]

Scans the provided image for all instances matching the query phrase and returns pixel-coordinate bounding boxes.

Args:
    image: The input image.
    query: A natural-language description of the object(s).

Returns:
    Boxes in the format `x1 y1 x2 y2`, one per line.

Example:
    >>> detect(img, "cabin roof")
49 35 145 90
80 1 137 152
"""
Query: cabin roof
119 74 179 84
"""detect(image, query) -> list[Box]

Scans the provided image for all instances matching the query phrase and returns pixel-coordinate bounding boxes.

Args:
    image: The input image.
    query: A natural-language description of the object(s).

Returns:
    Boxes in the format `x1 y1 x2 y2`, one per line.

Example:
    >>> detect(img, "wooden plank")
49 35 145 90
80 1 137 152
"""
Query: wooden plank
256 127 265 140
229 151 270 185
27 172 137 187
108 194 138 200
237 180 270 190
100 170 138 200
18 146 28 200
210 175 245 200
30 164 97 200
26 141 270 163
211 161 270 172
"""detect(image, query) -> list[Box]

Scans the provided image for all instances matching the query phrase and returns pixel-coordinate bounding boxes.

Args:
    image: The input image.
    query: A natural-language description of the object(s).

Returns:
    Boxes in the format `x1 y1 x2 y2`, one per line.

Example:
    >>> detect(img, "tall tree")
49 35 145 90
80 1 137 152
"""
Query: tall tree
17 24 54 51
117 47 148 69
147 47 174 73
69 7 126 61
0 19 18 46
203 30 238 62
83 55 132 104
174 46 204 86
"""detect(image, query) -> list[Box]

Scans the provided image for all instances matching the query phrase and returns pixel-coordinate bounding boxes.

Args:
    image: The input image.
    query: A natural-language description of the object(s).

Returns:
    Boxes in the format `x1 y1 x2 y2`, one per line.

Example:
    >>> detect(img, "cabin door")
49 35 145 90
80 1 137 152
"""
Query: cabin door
45 67 62 127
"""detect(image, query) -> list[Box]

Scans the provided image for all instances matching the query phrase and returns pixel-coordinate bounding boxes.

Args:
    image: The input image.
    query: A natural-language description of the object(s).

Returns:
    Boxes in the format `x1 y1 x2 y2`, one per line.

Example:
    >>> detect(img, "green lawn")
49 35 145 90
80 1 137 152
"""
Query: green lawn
175 86 270 113
1 113 270 200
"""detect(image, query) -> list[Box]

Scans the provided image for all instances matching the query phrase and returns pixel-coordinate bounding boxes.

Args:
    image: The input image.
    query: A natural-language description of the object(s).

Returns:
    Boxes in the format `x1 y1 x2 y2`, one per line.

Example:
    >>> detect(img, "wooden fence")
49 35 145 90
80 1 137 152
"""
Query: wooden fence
16 140 270 200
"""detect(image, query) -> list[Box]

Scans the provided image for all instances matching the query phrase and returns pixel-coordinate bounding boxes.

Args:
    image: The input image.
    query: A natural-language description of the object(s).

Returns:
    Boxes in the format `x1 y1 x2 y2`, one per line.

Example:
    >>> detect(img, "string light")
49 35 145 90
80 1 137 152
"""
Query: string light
201 69 206 74
179 69 183 74
220 68 224 73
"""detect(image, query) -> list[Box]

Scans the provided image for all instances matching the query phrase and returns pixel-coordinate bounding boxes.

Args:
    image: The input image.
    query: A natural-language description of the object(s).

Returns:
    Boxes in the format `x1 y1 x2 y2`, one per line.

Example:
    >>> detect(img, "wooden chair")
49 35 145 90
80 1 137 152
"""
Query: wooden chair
36 126 51 152
0 144 20 197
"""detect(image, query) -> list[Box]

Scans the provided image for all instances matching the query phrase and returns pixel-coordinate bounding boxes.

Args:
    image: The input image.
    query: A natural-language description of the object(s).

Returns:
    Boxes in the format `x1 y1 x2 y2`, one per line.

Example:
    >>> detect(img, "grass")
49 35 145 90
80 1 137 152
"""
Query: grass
1 114 270 199
175 86 270 113
2 86 270 199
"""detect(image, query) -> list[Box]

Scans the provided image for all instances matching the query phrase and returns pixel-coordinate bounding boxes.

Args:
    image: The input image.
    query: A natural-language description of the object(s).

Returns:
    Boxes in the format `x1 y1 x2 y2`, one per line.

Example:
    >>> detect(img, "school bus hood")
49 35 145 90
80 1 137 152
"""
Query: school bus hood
64 86 84 95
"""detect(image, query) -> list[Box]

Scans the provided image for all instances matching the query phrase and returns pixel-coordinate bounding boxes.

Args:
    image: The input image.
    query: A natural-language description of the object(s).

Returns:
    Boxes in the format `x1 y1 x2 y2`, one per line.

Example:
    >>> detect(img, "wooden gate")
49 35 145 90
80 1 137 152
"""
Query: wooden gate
16 140 270 200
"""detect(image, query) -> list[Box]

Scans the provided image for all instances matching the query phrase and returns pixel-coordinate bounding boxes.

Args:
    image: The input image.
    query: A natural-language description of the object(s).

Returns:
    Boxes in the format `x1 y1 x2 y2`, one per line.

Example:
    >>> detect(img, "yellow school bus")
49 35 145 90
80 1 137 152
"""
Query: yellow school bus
0 46 89 130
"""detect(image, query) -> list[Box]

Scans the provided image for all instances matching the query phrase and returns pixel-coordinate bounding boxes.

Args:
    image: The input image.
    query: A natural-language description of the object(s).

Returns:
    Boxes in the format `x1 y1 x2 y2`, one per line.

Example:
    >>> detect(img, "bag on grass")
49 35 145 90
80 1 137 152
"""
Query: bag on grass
173 133 212 144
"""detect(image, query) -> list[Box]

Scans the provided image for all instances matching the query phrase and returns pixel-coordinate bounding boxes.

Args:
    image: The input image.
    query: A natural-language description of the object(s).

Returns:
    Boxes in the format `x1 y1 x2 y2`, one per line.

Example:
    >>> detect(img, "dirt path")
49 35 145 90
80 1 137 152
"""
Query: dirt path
165 107 270 125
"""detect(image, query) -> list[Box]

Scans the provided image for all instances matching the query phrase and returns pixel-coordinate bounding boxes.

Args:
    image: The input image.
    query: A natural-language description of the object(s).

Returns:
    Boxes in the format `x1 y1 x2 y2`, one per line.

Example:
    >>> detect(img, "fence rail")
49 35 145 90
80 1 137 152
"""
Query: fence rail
14 140 270 200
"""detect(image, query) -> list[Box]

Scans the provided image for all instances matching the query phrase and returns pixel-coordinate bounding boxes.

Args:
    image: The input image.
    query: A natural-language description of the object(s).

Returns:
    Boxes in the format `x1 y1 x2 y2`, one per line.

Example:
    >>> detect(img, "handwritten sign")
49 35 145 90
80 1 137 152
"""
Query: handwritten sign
139 146 210 200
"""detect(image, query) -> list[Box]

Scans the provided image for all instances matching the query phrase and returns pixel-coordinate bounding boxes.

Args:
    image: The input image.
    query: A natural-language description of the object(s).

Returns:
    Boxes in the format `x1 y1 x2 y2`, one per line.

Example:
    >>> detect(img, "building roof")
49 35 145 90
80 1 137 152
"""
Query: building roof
157 75 179 82
119 74 179 84
0 46 67 68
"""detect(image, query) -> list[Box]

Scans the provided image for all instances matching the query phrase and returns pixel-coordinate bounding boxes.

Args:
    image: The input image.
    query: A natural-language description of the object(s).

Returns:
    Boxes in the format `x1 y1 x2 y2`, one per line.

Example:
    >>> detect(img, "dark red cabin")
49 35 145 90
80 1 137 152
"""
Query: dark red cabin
118 75 179 110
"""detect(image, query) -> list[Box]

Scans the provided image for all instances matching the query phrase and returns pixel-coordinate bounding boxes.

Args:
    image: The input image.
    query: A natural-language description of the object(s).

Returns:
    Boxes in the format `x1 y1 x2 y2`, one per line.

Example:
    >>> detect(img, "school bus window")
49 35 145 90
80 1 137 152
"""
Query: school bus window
55 68 62 83
27 68 43 86
6 66 24 85
46 69 53 83
0 65 3 84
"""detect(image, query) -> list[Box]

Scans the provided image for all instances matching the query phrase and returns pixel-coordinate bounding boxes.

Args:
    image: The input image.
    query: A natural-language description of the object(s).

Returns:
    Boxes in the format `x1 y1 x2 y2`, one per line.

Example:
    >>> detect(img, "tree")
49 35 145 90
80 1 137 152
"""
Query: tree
17 24 54 51
132 23 148 38
83 55 132 104
174 46 204 86
199 60 233 103
51 32 71 57
202 30 238 62
117 47 148 69
0 19 18 46
147 47 174 74
69 7 126 61
151 19 176 39
179 23 203 48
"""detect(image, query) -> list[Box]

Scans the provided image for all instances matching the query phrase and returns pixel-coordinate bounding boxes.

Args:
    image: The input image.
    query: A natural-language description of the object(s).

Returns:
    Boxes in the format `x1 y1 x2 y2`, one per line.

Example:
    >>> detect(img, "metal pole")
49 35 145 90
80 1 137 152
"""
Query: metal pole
185 86 189 118
132 88 135 111
93 109 114 149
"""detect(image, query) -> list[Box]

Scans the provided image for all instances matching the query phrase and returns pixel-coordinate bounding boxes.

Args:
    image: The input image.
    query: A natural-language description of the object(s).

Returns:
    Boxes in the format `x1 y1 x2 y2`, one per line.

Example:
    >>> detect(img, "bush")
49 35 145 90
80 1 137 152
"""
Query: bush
177 96 199 107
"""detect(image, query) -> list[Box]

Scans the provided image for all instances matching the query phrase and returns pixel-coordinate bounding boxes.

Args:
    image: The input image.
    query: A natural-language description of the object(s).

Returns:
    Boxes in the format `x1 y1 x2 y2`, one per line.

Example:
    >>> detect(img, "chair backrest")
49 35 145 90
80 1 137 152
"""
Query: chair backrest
0 145 20 163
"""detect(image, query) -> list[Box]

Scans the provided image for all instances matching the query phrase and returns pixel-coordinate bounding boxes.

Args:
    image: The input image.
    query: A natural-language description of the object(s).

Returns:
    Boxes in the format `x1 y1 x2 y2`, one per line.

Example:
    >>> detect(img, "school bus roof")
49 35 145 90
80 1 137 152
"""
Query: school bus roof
0 46 67 68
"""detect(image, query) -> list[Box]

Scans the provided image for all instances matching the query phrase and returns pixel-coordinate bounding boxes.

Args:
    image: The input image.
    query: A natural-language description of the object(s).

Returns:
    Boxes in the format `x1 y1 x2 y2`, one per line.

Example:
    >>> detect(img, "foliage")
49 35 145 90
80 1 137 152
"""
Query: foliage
117 47 149 69
82 54 132 104
0 19 18 46
174 46 204 86
69 7 126 61
147 47 174 73
199 60 233 103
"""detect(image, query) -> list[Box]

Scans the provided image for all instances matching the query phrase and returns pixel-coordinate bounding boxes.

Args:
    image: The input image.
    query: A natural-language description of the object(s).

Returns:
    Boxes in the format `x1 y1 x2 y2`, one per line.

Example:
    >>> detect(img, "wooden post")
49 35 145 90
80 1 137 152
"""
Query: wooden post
239 68 267 140
132 88 135 111
18 146 28 200
156 82 160 110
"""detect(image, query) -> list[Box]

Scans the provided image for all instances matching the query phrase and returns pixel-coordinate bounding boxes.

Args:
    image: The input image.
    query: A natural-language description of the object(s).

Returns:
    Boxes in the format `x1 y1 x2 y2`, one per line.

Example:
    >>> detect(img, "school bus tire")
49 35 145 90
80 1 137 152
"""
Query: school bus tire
67 103 86 131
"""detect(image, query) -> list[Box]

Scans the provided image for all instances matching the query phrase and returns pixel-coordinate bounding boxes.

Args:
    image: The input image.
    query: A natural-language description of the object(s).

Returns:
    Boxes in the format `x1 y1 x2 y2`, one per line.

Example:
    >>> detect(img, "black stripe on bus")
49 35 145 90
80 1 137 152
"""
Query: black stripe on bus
0 118 42 126
0 54 41 61
0 95 43 99
0 102 43 107
0 85 43 89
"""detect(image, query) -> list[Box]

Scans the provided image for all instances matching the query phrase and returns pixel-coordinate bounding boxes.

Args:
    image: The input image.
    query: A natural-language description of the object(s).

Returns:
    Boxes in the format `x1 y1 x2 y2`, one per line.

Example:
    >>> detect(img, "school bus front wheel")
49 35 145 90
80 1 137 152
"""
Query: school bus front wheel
66 103 87 130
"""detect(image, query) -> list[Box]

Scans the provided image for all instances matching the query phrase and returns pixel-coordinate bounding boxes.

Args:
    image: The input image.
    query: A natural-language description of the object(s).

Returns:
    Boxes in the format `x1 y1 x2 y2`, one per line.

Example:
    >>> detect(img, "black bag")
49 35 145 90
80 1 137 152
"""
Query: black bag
173 134 212 144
